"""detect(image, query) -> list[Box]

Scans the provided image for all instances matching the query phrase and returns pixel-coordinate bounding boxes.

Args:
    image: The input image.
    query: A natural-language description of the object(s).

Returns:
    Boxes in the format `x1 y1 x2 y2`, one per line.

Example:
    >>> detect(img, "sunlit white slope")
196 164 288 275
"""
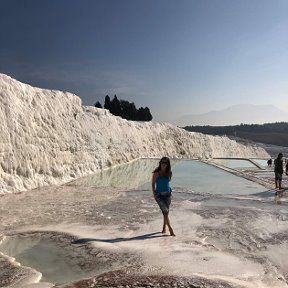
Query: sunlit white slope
0 74 269 193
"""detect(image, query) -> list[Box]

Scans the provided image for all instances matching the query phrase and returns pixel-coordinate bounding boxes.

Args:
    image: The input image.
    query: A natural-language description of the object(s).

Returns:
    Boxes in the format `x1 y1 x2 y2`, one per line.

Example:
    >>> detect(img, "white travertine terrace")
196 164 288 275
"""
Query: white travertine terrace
0 74 269 193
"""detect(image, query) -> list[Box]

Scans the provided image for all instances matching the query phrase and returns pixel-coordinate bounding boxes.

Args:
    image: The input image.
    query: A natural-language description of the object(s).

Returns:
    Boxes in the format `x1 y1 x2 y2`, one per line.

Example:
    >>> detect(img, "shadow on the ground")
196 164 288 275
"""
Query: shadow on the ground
250 189 277 198
71 231 167 244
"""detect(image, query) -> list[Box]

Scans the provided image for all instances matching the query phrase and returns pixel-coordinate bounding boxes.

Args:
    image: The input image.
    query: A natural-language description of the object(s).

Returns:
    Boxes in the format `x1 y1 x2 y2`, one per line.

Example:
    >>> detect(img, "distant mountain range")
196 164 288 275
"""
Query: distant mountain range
173 104 288 127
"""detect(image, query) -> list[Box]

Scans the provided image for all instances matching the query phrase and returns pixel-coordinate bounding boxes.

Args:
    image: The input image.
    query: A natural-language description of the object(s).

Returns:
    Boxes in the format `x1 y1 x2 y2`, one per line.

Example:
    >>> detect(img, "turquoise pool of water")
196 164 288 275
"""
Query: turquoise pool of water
69 159 268 196
0 236 96 284
251 159 270 167
173 160 265 195
212 159 258 169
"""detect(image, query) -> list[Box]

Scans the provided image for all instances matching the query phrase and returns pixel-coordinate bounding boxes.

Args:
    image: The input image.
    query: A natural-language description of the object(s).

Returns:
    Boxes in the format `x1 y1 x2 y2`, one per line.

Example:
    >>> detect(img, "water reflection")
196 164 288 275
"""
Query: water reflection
67 159 268 196
67 158 159 189
251 158 270 167
213 158 259 169
171 160 266 195
0 236 96 284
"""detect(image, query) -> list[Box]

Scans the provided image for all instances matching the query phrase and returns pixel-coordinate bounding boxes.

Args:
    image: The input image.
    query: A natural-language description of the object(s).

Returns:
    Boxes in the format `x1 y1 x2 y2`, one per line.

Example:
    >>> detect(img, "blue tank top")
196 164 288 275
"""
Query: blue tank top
156 174 172 193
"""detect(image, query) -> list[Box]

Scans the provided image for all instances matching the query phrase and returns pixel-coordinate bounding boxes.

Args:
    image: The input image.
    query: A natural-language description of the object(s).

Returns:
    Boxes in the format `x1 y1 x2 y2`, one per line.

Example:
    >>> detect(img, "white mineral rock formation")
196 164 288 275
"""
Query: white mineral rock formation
0 74 269 193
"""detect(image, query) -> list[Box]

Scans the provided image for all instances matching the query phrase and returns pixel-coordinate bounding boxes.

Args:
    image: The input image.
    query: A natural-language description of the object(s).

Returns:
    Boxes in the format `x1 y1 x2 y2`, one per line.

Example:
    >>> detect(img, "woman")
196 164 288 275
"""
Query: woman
152 157 175 236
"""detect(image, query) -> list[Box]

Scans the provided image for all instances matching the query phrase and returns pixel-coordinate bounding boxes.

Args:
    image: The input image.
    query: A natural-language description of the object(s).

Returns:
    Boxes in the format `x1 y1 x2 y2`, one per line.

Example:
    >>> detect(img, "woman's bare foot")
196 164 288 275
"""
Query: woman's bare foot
169 228 175 236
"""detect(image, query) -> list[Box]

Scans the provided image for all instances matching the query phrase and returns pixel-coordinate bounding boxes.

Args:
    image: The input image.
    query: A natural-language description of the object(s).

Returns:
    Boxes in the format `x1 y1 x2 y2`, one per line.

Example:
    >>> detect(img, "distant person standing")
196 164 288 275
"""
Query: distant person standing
152 157 175 236
267 159 272 167
274 153 284 192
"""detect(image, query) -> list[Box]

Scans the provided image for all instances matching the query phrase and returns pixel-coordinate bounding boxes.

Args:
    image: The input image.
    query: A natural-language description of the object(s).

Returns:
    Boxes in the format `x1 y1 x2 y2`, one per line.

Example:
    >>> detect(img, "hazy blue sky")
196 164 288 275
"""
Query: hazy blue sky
0 0 287 122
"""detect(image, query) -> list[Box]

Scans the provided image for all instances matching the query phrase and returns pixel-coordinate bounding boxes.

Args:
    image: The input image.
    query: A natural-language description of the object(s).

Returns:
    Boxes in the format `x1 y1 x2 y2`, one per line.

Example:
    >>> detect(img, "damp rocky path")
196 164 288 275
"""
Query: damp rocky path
0 185 173 287
0 185 132 287
0 185 125 233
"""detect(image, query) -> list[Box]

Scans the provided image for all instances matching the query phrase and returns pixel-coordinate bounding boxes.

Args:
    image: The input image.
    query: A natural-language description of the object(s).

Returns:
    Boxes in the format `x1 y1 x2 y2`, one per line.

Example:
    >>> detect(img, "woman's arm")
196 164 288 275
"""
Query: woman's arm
152 172 157 199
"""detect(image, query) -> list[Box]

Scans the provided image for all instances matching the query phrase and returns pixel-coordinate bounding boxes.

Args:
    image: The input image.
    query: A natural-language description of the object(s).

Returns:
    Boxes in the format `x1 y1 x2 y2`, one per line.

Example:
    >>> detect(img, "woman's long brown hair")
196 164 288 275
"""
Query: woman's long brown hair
153 157 172 177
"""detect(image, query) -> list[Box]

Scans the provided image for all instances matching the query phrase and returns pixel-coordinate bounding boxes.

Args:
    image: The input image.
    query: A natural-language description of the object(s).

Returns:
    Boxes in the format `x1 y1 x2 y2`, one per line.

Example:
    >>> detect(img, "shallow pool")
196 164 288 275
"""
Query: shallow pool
0 236 96 284
70 159 268 196
251 159 270 167
212 158 258 169
170 160 266 195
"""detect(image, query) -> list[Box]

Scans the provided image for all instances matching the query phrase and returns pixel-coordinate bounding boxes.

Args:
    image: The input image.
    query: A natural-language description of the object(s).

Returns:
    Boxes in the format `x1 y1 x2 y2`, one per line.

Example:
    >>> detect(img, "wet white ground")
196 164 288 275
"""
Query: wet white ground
0 159 288 288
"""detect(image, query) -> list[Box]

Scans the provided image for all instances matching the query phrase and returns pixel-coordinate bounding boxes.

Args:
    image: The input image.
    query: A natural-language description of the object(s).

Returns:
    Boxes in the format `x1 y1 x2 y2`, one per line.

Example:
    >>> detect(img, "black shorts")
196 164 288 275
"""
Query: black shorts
275 172 283 181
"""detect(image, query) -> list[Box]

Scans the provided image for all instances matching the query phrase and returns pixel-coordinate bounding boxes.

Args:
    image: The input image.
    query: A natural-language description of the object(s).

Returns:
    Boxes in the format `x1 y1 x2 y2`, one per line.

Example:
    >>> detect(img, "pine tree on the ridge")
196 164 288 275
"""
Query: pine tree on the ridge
94 101 102 108
104 95 111 110
143 107 152 121
99 94 153 121
110 95 121 116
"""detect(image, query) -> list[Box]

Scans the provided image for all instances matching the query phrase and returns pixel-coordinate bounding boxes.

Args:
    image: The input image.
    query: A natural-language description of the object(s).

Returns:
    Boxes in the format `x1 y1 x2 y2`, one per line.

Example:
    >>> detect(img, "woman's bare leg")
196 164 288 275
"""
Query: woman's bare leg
162 218 166 233
164 214 175 236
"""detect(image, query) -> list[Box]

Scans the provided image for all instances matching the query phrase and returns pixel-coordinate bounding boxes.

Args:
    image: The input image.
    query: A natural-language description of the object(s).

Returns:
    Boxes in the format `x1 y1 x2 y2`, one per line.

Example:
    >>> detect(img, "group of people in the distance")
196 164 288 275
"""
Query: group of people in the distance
273 153 288 196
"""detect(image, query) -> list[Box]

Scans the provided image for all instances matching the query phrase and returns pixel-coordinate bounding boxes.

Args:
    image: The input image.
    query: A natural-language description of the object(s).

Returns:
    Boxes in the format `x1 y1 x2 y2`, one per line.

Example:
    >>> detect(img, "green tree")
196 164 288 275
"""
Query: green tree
137 107 152 121
143 107 152 121
119 100 136 120
110 95 121 116
104 95 111 110
100 94 153 121
94 101 102 108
